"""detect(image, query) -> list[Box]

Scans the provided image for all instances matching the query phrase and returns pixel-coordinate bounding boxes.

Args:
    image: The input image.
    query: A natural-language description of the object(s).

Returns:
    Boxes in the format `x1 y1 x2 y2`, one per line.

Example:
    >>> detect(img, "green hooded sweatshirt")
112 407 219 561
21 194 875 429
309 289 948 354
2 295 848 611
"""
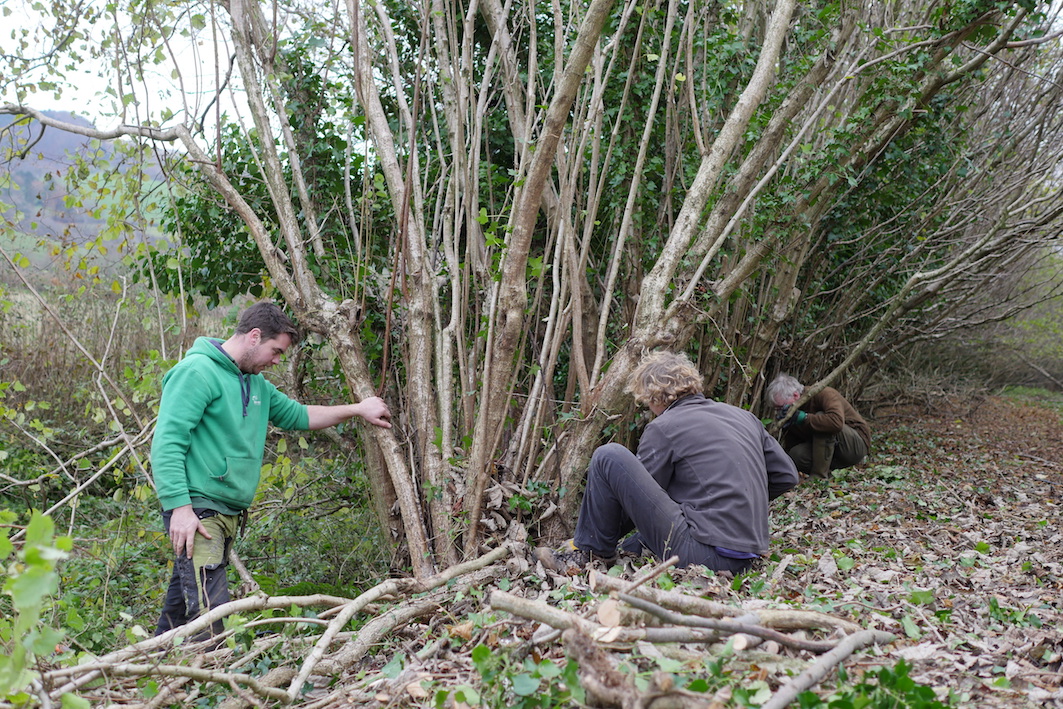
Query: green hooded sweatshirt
151 337 309 512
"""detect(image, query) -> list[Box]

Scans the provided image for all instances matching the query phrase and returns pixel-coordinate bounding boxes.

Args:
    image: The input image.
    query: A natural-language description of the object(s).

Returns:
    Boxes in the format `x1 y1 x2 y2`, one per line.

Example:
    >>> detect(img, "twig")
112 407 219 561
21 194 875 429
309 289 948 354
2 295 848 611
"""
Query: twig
10 425 155 541
761 629 896 709
769 554 793 590
286 545 512 700
1016 452 1062 471
228 549 261 595
621 555 680 594
0 245 142 426
140 674 193 709
228 637 284 672
45 663 291 703
1015 352 1063 390
329 567 503 672
617 594 839 653
243 617 330 629
561 628 634 708
29 679 52 709
592 571 863 633
491 589 817 647
49 594 352 697
219 668 297 709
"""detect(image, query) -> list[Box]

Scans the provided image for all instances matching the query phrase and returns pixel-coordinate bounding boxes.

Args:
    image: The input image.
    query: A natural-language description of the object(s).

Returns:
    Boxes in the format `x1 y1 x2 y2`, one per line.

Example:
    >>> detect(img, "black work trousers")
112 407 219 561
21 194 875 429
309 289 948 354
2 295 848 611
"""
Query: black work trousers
155 508 238 638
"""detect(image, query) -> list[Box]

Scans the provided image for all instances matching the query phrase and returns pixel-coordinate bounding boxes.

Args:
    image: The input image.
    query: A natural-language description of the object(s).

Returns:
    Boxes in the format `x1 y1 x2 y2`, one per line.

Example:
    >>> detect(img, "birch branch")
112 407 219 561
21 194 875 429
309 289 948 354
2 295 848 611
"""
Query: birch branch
286 545 511 699
762 630 897 709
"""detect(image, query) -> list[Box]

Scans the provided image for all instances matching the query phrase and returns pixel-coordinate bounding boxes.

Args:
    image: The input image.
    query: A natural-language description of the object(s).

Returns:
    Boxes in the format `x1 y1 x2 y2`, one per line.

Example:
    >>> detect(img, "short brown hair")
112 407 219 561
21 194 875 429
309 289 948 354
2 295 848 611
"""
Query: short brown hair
627 351 703 409
235 302 301 345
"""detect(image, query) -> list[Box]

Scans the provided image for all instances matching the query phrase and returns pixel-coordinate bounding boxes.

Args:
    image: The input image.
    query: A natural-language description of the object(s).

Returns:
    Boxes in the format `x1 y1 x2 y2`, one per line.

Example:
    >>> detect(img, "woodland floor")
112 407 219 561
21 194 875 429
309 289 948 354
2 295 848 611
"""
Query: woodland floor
52 391 1063 708
759 391 1063 707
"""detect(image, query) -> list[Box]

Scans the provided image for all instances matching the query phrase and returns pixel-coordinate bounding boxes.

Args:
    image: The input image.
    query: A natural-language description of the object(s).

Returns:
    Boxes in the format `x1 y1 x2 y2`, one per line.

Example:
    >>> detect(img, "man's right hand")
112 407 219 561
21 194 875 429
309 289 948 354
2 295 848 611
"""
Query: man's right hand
169 504 212 558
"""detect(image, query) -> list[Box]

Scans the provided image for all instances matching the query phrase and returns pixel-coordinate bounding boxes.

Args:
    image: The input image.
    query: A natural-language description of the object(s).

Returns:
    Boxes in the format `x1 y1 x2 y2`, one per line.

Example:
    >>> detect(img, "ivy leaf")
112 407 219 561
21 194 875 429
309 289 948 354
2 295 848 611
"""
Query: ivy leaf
511 674 540 696
655 657 684 673
536 659 562 679
61 693 92 709
901 615 921 639
452 685 480 704
380 653 404 679
909 590 935 605
471 644 492 674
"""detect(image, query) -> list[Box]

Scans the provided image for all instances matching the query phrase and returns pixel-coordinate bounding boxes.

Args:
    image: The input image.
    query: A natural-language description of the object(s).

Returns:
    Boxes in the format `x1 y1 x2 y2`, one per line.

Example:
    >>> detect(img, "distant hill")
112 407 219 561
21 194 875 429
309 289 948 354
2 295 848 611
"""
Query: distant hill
0 110 168 272
0 110 102 165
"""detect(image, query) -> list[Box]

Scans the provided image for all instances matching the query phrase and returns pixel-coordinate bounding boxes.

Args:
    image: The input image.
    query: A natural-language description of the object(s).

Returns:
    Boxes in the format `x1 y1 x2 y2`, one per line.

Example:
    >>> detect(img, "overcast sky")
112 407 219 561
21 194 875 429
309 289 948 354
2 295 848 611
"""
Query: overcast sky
3 0 242 130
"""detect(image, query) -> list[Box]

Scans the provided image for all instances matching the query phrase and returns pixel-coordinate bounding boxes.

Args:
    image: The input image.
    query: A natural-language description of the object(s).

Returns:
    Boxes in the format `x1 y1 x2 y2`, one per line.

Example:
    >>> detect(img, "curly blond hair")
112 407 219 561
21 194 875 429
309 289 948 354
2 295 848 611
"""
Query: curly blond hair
627 351 704 409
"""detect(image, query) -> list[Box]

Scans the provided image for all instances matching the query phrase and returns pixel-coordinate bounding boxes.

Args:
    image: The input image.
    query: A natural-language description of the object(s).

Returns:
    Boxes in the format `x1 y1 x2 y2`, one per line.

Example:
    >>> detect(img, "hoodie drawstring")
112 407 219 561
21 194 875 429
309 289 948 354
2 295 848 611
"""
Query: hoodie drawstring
240 373 251 417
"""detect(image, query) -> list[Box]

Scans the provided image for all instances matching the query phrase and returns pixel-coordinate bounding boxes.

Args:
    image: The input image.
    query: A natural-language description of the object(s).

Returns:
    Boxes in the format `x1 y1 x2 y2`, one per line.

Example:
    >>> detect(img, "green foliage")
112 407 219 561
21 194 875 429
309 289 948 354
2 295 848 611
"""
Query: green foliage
798 660 951 708
0 510 87 706
464 642 585 708
147 39 391 309
1000 386 1063 413
986 596 1042 628
251 436 390 589
0 280 391 661
53 495 166 653
153 142 268 308
0 284 171 486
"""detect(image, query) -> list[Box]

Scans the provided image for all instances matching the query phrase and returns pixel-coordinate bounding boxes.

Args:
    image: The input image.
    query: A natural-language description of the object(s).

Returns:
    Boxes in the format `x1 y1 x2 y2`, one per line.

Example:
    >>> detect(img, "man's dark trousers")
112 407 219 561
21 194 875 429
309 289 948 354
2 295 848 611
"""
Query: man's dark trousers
574 443 754 573
155 508 238 638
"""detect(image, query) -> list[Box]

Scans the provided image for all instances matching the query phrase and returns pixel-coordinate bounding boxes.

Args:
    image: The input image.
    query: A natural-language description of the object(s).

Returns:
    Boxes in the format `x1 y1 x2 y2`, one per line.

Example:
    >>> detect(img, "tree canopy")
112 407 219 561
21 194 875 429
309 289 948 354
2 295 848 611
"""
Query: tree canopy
2 0 1062 576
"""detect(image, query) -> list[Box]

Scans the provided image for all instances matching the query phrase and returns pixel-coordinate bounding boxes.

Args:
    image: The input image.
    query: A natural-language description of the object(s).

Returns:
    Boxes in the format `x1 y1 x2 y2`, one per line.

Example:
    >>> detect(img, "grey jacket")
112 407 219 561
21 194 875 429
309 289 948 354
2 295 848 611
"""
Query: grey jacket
637 394 799 555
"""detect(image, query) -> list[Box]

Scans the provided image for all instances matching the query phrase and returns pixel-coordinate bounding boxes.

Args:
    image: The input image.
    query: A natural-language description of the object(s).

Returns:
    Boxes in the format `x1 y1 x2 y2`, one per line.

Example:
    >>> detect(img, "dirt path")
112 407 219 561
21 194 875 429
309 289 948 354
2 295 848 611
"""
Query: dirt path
769 393 1063 706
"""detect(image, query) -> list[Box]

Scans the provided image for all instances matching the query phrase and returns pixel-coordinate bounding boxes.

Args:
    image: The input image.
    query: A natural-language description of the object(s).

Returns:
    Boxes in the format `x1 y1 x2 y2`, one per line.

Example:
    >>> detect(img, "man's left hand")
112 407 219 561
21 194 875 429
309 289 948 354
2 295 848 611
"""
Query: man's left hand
357 396 392 428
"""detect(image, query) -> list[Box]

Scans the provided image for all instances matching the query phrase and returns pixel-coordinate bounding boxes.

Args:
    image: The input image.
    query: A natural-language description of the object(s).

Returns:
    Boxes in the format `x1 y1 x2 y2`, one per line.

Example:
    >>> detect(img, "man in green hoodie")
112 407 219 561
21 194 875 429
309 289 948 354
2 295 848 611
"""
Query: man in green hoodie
151 302 392 637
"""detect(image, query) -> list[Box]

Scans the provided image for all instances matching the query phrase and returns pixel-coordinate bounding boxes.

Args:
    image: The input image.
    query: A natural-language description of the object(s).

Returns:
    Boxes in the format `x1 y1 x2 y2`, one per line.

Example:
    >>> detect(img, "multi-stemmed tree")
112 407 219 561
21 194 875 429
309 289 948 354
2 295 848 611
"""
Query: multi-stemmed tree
3 0 1062 575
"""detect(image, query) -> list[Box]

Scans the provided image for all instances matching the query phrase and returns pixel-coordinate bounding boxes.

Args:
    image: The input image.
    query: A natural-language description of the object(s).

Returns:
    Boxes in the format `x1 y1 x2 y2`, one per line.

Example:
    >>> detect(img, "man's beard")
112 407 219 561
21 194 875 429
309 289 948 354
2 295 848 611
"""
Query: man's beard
237 349 260 374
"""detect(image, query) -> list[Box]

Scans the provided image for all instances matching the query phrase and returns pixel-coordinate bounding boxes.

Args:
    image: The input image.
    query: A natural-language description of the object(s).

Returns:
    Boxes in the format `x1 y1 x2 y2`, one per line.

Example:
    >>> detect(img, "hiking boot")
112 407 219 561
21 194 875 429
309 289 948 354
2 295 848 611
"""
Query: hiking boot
533 539 616 573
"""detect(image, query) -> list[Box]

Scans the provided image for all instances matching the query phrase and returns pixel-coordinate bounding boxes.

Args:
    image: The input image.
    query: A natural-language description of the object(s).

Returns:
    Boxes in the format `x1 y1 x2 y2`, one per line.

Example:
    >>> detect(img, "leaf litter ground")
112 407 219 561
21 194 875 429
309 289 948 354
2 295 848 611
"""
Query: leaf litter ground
58 393 1062 708
347 392 1062 708
762 392 1062 707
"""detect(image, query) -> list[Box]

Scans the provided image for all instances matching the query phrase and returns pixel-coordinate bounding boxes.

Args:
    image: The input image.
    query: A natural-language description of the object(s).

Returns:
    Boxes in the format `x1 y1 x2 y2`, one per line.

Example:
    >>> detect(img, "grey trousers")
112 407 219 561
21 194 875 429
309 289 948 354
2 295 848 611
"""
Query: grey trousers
786 424 868 477
573 443 755 573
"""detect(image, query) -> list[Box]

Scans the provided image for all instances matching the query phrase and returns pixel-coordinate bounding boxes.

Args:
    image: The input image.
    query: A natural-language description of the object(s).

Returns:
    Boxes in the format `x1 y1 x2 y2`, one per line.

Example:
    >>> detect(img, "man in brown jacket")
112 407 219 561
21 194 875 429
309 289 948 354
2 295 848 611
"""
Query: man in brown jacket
766 374 871 479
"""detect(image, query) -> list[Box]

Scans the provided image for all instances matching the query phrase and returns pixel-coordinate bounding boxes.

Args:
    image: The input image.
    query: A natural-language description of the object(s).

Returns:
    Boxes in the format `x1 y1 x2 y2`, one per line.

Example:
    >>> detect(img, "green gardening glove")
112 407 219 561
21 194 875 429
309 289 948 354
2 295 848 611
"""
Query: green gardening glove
782 409 806 429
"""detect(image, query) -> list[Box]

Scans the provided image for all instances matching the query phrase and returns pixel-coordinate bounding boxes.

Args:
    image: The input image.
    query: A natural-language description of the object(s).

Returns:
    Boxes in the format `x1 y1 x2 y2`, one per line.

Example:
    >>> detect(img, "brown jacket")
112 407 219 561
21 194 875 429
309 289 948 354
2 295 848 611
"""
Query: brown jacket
783 386 871 450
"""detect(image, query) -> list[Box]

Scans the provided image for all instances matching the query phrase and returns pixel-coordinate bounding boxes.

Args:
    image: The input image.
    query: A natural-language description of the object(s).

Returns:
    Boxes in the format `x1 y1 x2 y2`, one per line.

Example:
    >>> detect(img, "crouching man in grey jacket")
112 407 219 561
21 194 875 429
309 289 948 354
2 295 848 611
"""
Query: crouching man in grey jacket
535 351 798 574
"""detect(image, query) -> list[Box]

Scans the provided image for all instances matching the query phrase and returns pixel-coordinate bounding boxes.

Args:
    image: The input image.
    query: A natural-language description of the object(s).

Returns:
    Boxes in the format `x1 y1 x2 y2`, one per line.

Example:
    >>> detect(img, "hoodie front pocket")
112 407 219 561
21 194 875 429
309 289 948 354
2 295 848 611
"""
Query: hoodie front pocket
201 456 262 507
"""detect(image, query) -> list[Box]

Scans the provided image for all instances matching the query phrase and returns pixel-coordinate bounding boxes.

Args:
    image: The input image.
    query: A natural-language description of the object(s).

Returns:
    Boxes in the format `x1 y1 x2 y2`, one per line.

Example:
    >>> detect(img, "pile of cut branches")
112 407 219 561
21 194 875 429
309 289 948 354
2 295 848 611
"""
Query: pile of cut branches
34 547 895 709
